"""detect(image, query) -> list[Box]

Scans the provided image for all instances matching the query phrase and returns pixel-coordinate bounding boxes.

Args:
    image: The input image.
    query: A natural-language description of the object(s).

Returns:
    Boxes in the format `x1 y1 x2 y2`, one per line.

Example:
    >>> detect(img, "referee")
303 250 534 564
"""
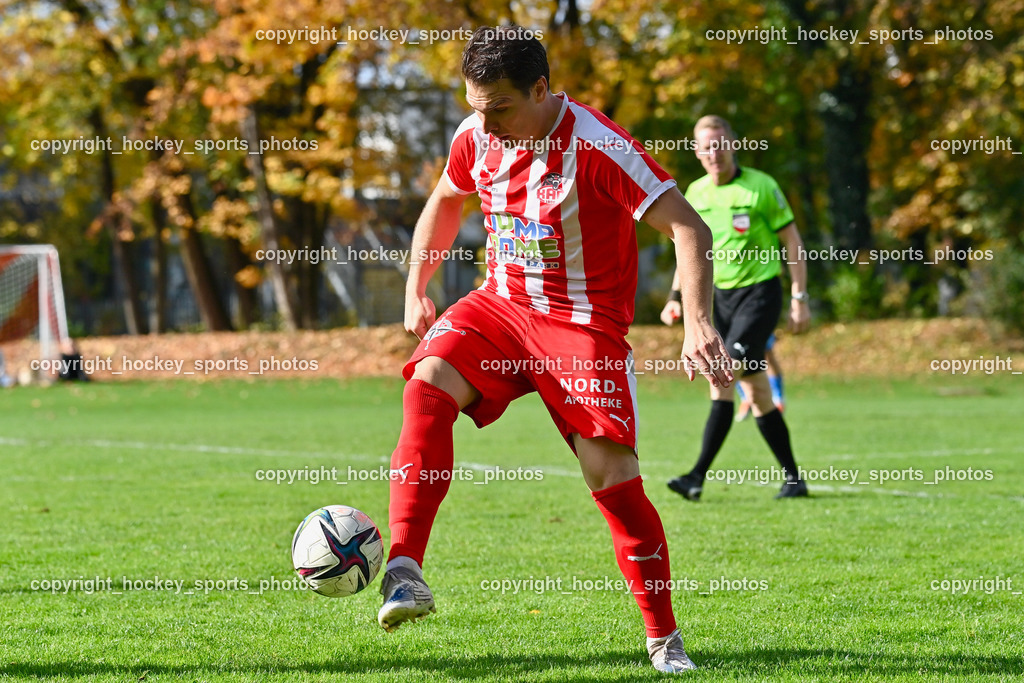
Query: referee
662 115 810 500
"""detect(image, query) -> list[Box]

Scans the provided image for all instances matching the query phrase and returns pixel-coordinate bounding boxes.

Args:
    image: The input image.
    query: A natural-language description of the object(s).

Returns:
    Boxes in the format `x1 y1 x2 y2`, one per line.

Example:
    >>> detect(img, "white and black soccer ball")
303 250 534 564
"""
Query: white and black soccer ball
291 505 383 598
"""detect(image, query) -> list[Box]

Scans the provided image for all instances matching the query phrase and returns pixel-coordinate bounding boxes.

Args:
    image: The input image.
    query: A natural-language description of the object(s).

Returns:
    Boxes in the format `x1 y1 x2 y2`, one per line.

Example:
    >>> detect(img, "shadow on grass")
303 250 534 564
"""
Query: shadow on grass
3 648 1022 680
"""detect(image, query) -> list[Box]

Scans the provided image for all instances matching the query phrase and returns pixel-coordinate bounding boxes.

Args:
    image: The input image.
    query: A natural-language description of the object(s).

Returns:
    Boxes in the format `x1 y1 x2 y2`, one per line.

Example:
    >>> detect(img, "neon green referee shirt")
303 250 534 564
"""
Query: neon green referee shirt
684 166 795 290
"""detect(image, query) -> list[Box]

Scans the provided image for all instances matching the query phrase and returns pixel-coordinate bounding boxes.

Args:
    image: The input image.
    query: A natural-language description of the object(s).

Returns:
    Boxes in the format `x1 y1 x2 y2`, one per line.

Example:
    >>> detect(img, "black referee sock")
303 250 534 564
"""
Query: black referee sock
690 400 734 480
755 409 800 481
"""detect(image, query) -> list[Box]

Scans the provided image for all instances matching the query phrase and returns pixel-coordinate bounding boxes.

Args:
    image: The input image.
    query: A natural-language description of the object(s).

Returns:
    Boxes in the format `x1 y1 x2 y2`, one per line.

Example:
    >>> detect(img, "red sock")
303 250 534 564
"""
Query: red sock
386 379 459 567
592 476 677 638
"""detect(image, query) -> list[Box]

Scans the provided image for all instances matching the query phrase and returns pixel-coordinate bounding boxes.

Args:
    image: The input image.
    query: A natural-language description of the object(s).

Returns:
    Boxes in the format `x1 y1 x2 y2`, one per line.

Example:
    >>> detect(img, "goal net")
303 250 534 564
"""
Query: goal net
0 245 70 373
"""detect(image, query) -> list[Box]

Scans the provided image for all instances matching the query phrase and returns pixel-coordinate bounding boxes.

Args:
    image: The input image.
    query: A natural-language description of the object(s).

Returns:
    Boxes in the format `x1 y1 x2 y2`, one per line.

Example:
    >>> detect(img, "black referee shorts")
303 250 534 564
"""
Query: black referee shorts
712 276 782 377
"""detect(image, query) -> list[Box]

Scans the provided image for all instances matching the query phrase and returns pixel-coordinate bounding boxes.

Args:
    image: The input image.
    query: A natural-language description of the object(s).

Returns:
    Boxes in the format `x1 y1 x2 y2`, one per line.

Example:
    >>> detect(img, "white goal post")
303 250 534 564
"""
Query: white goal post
0 245 71 366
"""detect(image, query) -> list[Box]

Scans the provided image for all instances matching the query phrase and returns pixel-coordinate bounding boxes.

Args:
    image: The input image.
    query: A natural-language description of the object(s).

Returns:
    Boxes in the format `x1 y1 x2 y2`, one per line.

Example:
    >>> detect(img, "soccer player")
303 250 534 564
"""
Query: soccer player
662 115 810 501
378 26 734 674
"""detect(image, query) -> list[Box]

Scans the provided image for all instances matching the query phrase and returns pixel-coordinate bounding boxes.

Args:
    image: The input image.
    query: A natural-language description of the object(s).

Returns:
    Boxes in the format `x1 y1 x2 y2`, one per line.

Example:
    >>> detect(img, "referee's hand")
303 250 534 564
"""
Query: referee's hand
660 301 681 326
681 320 734 388
788 299 811 334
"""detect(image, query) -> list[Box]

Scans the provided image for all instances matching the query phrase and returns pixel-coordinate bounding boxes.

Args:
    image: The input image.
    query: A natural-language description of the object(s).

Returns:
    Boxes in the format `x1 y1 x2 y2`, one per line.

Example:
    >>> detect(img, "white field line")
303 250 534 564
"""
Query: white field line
807 484 1024 503
0 436 578 479
0 436 382 462
5 439 1016 465
824 447 1024 461
3 437 1022 500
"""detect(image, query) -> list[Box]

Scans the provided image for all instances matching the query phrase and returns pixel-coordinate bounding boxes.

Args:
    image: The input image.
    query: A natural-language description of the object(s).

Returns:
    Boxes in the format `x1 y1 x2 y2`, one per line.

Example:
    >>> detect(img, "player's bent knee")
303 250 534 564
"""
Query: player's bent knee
575 436 640 492
409 356 479 409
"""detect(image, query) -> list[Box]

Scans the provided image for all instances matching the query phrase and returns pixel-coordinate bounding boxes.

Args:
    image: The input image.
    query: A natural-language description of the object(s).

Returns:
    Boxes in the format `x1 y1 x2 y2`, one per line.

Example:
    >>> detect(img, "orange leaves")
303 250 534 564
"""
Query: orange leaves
234 265 263 288
200 197 258 242
88 192 137 241
201 74 274 123
884 190 937 238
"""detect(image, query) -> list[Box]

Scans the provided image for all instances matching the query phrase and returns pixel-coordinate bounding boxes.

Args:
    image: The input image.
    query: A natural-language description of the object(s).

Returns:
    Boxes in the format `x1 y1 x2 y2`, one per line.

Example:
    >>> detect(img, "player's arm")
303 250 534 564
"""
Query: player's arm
643 187 733 387
405 179 468 339
776 222 810 334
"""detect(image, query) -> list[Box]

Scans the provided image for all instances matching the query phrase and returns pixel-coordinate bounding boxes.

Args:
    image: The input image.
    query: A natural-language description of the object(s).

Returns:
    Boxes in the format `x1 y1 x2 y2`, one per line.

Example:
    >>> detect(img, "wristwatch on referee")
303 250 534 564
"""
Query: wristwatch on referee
791 291 809 303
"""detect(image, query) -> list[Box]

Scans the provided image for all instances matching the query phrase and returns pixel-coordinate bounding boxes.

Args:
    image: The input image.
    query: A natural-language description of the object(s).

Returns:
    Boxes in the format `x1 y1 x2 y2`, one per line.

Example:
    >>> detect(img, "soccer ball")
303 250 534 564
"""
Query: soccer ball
291 505 383 597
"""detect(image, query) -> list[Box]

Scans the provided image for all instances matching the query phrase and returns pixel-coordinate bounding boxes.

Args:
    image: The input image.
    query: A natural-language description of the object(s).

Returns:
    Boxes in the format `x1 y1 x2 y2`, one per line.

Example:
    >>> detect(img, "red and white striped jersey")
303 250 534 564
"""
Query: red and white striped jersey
443 93 676 333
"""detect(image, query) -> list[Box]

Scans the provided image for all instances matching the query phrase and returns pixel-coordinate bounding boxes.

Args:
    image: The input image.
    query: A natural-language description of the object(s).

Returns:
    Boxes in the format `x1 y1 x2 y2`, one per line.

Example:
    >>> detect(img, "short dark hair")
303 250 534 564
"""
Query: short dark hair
461 25 550 96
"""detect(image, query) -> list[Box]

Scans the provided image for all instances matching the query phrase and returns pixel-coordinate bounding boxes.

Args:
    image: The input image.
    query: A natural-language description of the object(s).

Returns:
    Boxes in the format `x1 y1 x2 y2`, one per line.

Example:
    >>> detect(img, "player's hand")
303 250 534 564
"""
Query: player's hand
788 300 810 334
405 293 436 340
660 301 681 326
681 320 734 388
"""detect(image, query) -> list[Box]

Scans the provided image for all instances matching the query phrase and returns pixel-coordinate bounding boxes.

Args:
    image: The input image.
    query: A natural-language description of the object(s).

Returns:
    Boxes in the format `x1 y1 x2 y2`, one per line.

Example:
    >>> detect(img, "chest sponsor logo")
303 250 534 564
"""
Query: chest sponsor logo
486 213 561 268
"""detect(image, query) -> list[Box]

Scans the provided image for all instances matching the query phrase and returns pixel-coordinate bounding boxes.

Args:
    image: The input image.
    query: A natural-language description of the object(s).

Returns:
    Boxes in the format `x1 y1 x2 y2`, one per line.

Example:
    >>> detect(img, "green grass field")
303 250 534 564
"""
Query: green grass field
1 375 1022 681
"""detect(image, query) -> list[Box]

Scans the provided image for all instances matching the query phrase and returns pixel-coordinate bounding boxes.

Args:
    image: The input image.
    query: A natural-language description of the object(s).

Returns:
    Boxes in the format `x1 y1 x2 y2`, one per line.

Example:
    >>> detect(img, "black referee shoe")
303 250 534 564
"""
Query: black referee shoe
775 478 808 499
668 473 704 502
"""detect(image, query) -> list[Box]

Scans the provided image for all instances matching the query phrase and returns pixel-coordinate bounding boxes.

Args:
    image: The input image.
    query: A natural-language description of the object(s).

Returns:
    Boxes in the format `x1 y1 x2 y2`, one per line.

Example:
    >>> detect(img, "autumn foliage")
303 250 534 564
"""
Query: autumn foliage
1 0 1022 332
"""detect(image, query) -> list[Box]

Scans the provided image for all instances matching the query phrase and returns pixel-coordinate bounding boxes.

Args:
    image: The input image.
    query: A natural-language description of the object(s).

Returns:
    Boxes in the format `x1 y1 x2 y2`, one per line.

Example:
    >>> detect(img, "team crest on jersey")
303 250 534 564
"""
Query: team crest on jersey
537 172 568 204
475 166 494 191
423 313 466 349
732 213 751 233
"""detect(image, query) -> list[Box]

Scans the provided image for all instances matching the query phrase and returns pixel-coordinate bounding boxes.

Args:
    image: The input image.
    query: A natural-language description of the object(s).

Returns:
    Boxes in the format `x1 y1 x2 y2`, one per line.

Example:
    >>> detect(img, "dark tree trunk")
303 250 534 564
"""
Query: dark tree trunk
89 107 146 335
779 0 875 253
225 237 257 329
148 201 168 334
176 190 233 331
819 60 874 252
296 200 320 329
114 239 146 335
792 98 820 244
241 108 298 331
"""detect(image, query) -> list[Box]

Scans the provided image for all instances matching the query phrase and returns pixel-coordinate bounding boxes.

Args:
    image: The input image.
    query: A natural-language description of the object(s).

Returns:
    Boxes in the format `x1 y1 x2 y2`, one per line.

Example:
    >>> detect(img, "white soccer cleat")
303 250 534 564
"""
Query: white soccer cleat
647 629 697 673
377 566 436 632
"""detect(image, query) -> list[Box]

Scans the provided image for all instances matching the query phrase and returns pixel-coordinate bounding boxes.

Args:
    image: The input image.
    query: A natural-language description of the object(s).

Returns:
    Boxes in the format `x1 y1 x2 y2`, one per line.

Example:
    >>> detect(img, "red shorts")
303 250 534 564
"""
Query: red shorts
404 289 639 452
